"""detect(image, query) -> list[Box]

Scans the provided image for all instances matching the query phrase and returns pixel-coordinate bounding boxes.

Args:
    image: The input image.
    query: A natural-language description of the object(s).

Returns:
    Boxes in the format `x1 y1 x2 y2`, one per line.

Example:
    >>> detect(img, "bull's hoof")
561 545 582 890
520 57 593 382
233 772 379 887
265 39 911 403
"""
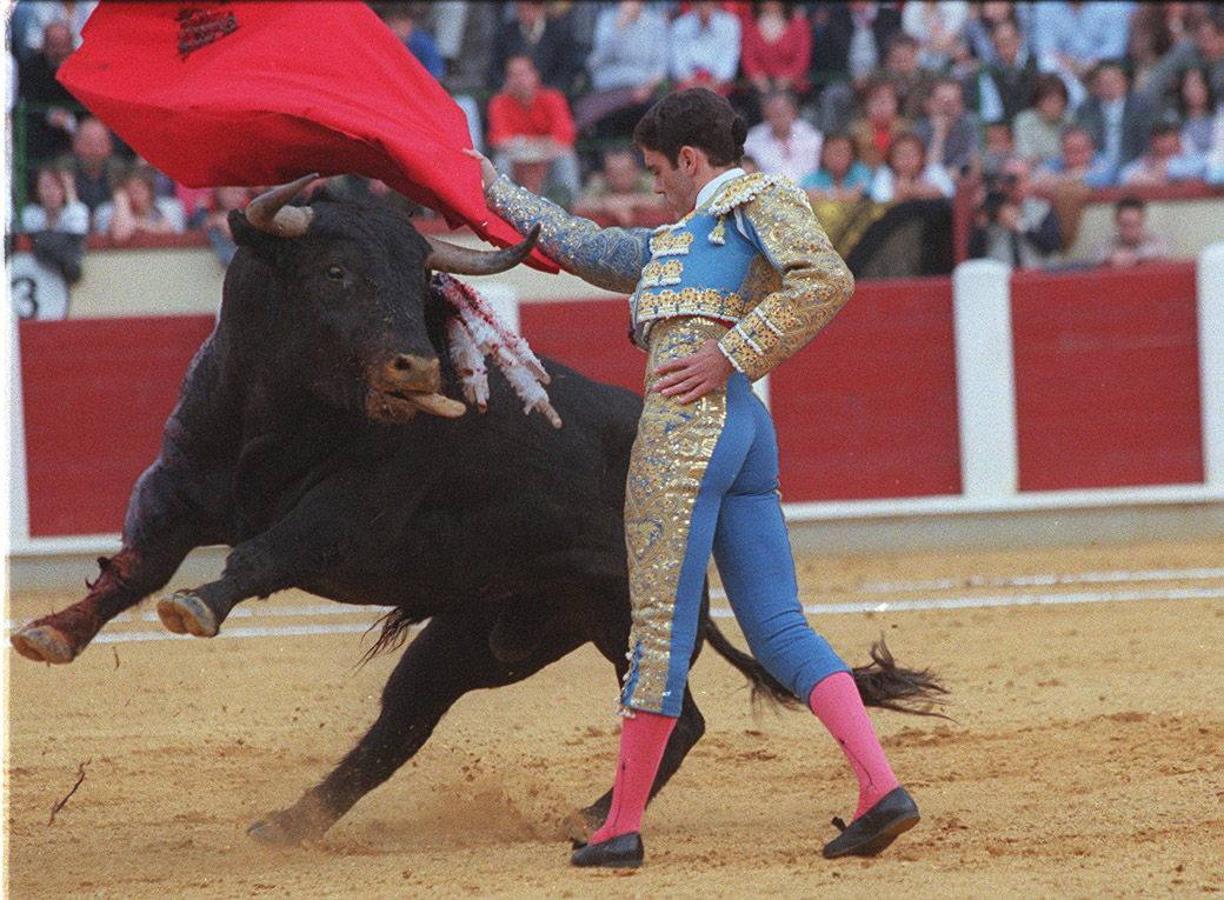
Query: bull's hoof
564 803 607 847
247 794 335 846
10 624 77 664
157 591 219 637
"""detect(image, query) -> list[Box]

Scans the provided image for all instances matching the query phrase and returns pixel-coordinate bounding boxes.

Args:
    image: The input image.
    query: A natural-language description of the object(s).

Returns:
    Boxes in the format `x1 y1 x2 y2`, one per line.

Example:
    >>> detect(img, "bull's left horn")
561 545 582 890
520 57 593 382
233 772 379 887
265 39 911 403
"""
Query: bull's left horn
244 173 319 238
424 224 541 276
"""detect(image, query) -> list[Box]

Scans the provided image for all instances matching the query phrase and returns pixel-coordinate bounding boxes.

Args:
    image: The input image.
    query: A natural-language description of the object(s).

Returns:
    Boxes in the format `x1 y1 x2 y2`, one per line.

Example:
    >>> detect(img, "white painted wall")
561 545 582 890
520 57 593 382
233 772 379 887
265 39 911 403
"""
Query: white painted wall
1198 242 1224 490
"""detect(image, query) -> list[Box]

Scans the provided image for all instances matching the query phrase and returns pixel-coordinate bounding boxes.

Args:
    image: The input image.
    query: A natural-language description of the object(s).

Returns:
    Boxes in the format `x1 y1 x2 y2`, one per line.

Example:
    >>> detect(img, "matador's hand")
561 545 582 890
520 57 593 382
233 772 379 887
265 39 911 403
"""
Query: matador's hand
652 339 734 404
462 148 498 190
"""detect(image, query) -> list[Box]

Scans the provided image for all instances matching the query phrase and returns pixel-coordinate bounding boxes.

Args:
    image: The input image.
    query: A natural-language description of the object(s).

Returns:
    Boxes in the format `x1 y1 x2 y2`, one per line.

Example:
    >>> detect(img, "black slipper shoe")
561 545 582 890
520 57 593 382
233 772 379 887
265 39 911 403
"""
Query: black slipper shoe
570 832 644 868
822 786 920 859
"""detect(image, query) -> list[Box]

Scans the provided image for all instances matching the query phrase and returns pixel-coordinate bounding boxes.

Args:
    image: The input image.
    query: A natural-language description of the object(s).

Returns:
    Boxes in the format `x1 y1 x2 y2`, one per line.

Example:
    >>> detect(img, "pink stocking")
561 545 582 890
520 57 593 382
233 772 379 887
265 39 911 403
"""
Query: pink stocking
588 710 676 843
808 671 900 819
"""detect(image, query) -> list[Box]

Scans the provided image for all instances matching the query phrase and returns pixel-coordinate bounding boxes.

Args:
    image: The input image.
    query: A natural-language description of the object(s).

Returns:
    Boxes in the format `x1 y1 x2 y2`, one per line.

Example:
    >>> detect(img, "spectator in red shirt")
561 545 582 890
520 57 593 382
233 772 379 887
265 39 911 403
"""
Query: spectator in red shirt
487 54 581 205
741 2 812 101
848 76 911 169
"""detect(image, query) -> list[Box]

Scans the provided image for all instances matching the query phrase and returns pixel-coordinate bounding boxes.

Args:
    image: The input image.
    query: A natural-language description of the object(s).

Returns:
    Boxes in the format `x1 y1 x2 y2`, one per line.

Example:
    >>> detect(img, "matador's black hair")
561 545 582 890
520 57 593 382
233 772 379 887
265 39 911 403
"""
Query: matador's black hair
633 88 747 167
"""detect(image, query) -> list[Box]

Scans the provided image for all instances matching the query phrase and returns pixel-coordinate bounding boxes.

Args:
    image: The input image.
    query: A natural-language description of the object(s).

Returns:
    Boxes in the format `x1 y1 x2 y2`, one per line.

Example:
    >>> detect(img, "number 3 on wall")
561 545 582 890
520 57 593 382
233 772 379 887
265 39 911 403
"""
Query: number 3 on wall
9 252 68 320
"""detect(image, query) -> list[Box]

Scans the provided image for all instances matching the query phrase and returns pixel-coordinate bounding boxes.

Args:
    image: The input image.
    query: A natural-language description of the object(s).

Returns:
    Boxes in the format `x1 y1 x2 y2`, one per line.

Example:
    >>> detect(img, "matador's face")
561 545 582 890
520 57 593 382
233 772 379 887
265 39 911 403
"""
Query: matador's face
642 147 700 220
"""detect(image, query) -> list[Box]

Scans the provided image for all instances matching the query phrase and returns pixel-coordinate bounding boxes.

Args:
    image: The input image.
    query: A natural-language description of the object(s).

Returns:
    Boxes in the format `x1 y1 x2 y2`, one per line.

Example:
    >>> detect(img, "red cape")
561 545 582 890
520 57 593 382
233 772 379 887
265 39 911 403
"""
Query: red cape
57 1 557 271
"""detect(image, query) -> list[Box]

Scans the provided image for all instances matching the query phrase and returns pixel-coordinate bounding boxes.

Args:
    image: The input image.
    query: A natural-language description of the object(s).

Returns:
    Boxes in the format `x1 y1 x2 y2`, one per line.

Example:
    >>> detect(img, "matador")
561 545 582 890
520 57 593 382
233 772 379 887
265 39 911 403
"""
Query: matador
472 88 919 868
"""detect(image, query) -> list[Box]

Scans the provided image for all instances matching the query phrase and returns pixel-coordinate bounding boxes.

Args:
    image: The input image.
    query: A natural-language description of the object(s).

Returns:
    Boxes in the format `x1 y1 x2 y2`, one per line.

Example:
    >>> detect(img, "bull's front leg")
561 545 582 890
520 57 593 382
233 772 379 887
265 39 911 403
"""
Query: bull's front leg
10 461 207 664
155 508 342 638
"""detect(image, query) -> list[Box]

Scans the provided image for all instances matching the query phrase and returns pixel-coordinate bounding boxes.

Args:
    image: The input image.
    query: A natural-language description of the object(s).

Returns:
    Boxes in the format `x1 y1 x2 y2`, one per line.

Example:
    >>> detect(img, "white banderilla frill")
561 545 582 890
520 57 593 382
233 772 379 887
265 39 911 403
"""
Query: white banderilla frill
435 274 562 429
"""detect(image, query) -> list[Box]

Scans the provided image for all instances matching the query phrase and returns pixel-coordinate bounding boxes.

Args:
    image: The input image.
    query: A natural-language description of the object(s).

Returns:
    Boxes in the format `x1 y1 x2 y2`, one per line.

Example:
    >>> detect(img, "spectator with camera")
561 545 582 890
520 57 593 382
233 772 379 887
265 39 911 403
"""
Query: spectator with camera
970 155 1062 269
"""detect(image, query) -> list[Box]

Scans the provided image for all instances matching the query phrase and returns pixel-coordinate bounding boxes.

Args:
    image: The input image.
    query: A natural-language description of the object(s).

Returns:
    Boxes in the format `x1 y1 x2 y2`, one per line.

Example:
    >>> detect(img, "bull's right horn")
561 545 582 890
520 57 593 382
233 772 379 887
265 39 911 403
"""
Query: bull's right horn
424 224 541 276
244 173 319 238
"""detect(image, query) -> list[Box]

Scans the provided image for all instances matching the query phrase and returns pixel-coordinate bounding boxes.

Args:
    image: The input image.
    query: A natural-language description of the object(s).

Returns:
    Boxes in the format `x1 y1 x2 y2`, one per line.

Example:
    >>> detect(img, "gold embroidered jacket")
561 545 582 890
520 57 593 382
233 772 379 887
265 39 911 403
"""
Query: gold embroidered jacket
485 171 855 381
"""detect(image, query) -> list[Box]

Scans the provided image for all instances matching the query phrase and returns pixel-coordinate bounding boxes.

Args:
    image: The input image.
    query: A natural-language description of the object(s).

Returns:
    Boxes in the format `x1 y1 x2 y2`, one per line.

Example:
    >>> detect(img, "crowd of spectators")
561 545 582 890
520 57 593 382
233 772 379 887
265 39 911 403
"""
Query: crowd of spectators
10 0 1224 281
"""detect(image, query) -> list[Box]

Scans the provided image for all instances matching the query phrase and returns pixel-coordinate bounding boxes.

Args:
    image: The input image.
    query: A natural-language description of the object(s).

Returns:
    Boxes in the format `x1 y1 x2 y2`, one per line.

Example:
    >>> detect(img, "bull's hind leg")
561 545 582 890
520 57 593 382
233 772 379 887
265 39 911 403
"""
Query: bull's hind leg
247 601 586 845
11 463 204 664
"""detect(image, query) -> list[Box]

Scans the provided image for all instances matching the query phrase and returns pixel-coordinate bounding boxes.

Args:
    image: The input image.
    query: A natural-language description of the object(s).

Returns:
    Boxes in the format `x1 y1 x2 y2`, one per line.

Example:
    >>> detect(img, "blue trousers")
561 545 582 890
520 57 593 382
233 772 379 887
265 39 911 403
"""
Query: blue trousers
621 318 848 716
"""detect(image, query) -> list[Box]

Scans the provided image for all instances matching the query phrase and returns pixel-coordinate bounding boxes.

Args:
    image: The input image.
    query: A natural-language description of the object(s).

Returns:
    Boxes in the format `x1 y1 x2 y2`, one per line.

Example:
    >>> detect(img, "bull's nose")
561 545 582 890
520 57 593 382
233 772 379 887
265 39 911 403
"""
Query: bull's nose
386 354 440 390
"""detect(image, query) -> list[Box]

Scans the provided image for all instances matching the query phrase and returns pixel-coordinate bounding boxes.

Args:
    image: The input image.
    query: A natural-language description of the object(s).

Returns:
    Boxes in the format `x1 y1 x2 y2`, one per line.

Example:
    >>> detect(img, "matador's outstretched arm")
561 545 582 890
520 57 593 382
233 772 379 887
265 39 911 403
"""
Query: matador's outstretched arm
485 175 652 295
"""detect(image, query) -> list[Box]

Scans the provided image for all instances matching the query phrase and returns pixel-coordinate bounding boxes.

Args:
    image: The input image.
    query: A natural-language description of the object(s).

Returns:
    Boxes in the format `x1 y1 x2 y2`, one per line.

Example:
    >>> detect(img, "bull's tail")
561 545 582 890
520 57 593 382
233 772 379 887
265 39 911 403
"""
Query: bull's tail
359 607 422 666
703 615 805 710
702 616 949 717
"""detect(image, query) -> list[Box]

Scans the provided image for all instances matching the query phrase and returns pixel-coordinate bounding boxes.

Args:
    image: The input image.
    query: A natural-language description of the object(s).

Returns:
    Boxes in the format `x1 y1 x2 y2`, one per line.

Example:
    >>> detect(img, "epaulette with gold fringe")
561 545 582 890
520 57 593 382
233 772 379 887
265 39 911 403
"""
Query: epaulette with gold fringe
706 172 788 217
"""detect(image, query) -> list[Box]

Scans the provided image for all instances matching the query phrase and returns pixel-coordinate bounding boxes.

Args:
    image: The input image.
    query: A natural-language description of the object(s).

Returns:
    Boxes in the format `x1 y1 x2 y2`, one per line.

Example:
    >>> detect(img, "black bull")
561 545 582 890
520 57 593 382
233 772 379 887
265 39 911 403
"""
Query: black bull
11 183 943 845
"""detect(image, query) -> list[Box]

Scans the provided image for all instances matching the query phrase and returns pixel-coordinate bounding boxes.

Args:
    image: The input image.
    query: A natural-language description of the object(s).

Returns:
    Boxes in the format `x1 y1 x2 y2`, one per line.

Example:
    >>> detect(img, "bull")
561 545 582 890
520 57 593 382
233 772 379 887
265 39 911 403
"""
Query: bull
11 176 943 845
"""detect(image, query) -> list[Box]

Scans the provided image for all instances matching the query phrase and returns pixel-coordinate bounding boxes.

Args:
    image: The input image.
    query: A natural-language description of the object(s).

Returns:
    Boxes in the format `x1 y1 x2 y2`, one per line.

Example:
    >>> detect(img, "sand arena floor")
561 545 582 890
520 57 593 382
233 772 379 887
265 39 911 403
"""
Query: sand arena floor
6 538 1224 898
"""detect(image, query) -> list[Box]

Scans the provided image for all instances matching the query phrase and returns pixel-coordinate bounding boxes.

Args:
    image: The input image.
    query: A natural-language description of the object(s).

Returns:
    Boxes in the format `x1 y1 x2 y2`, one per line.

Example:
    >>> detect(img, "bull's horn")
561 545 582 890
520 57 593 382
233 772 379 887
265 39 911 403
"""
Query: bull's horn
424 224 541 275
244 173 319 238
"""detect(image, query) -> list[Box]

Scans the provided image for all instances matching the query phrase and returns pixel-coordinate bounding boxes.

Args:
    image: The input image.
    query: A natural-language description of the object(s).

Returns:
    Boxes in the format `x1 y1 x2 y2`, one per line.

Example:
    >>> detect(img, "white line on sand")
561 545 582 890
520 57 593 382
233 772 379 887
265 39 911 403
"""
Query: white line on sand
708 584 1224 617
23 584 1223 647
855 566 1224 594
706 566 1224 600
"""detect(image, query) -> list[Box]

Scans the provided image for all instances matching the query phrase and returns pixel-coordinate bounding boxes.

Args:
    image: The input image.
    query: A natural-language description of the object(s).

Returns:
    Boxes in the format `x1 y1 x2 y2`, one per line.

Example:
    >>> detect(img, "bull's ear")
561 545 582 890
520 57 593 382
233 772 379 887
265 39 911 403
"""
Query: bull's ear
229 209 282 253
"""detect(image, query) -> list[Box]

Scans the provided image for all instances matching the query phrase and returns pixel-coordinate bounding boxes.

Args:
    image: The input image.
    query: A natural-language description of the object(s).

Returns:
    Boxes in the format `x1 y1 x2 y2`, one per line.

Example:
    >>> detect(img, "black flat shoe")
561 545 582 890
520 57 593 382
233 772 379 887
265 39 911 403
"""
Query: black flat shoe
822 786 920 859
570 832 644 868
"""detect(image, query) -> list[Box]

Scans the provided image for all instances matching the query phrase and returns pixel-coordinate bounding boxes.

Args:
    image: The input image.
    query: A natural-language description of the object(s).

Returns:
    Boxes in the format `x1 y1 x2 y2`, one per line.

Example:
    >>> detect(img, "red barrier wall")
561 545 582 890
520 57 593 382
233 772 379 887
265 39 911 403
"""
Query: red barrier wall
519 298 645 394
19 316 216 536
1010 262 1203 491
771 278 962 501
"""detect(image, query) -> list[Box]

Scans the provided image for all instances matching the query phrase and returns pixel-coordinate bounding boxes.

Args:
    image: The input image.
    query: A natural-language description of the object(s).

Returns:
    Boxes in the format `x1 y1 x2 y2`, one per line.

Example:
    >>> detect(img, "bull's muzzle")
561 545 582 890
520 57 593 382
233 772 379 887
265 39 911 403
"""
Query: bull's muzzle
366 354 466 422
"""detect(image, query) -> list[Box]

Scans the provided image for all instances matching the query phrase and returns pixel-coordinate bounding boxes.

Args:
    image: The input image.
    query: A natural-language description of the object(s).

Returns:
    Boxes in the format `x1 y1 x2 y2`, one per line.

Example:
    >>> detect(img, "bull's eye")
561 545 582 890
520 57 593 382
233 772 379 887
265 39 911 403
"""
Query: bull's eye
327 265 345 281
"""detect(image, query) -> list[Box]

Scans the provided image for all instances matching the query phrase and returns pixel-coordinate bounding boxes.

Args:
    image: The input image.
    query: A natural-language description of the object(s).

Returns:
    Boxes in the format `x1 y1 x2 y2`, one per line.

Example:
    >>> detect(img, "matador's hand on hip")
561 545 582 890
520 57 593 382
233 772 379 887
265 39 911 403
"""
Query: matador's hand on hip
652 339 735 405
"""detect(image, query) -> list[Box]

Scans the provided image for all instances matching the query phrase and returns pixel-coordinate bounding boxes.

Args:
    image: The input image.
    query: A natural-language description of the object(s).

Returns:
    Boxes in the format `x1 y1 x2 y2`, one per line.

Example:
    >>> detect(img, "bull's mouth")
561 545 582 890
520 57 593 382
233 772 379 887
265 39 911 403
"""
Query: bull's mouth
366 388 467 423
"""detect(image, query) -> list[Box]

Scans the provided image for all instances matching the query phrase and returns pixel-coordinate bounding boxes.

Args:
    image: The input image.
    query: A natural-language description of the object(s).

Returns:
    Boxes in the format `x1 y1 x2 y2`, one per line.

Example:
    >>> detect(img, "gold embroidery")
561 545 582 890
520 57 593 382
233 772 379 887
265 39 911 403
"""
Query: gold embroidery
716 180 855 380
649 229 694 257
633 287 748 324
640 258 685 288
621 317 729 714
707 172 787 217
708 215 727 245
